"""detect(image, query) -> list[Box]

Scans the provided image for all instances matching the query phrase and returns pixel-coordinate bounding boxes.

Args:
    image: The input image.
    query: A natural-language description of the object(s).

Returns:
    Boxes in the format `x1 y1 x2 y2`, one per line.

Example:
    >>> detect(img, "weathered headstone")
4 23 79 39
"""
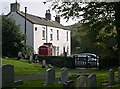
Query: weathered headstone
108 69 114 85
0 67 2 89
42 60 46 68
61 67 69 84
88 74 97 89
118 67 120 81
77 76 86 89
45 68 55 84
34 55 38 63
17 51 22 60
63 80 74 89
2 64 14 87
29 54 33 63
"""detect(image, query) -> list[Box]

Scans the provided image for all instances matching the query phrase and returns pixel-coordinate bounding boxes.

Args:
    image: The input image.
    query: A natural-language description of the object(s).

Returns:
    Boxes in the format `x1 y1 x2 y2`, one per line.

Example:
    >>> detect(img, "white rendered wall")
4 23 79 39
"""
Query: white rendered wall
8 12 71 56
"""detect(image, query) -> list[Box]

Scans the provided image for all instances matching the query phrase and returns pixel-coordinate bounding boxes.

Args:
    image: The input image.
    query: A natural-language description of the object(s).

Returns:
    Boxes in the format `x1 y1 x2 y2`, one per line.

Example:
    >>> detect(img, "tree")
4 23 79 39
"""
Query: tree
2 16 25 57
49 1 120 65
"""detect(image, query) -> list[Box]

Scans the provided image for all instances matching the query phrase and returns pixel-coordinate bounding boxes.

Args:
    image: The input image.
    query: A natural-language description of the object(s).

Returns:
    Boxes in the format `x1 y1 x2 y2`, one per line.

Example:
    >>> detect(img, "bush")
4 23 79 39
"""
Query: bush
100 56 118 68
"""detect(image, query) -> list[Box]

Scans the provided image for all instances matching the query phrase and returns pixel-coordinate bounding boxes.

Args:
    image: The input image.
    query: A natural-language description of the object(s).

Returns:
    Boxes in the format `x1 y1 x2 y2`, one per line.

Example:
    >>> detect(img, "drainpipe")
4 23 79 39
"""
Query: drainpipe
46 25 47 43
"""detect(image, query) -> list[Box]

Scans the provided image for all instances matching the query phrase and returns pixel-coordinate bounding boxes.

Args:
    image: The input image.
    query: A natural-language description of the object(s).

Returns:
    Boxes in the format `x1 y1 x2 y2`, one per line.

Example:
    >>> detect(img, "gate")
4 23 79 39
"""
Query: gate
74 56 99 68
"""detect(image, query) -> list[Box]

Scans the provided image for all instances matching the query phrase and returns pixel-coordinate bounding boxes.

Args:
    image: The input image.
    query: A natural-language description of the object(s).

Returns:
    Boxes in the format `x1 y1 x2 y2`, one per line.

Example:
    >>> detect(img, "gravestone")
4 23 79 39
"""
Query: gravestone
88 74 97 89
29 54 33 63
2 64 14 87
108 69 114 85
118 67 120 81
17 51 22 60
42 60 46 68
63 80 74 89
45 68 55 84
77 76 86 89
34 55 38 63
0 67 2 89
61 67 69 84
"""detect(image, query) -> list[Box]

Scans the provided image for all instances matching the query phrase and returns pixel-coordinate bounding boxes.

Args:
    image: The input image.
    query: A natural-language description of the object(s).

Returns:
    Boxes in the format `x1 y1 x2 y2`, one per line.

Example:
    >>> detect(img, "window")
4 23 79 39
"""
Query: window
57 46 59 56
35 27 37 31
57 30 59 40
67 31 68 41
51 29 53 32
42 30 45 40
42 27 45 29
50 34 53 41
67 46 69 55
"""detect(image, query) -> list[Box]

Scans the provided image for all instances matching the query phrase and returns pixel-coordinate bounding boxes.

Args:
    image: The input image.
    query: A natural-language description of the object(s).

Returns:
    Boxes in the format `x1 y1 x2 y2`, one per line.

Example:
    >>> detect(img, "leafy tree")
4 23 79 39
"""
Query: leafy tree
48 1 120 65
2 16 25 57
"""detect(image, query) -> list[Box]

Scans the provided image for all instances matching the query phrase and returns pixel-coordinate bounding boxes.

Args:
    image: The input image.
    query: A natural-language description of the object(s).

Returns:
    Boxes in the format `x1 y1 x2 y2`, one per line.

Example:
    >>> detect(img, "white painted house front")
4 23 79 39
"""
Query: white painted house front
8 2 71 56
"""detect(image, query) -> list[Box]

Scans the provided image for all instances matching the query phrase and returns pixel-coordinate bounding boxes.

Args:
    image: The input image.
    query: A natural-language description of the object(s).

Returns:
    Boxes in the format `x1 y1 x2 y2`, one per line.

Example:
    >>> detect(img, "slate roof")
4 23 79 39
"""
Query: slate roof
17 11 69 30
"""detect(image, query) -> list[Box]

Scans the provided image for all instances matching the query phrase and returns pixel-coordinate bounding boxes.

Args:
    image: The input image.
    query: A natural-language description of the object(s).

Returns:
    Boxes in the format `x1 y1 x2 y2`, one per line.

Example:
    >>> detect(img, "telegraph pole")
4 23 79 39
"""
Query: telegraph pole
25 7 27 46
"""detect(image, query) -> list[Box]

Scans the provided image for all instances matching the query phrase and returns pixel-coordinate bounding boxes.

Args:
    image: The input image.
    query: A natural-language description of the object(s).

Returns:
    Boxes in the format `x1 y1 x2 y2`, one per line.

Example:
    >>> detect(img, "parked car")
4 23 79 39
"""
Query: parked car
74 53 99 68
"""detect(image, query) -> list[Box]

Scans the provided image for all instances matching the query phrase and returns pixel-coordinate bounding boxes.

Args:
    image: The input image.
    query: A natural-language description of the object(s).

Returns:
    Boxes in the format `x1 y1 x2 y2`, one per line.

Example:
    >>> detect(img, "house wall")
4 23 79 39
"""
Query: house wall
8 12 34 50
33 24 71 56
8 12 71 56
33 24 46 54
47 26 71 56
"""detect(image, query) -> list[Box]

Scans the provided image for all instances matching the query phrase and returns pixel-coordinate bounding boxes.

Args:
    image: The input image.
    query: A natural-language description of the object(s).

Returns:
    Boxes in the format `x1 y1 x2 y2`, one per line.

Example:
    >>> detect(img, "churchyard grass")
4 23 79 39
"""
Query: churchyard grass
2 58 120 88
2 58 60 75
15 79 63 88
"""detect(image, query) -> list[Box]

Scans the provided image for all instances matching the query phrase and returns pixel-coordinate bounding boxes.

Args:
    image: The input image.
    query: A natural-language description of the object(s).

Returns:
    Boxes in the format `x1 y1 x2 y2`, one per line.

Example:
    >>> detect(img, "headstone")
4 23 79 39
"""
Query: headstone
88 74 97 89
61 67 69 84
108 69 114 85
29 54 33 63
42 60 46 68
34 55 38 63
63 80 74 89
77 76 86 89
118 67 120 81
17 51 22 60
2 64 14 87
45 68 55 84
0 67 2 89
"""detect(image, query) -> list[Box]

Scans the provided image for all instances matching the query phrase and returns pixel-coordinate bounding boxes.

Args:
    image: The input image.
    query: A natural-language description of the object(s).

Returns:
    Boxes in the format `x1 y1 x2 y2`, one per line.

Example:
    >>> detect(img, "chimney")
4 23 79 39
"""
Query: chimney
55 15 60 23
10 2 20 12
45 9 51 20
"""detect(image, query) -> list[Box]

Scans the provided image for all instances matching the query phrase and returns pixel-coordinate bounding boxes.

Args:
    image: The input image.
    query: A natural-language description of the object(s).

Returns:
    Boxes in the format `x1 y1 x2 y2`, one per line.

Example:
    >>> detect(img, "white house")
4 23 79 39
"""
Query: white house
8 2 71 56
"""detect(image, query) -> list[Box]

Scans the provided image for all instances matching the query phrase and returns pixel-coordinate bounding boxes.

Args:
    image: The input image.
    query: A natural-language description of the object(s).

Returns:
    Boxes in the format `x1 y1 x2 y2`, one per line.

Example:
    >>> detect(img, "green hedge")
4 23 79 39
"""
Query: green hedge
37 56 75 69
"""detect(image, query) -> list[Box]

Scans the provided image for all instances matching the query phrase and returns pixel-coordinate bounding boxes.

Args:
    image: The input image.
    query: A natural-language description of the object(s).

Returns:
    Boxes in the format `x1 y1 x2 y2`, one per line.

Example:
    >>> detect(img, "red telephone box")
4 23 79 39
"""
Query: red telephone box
38 43 53 56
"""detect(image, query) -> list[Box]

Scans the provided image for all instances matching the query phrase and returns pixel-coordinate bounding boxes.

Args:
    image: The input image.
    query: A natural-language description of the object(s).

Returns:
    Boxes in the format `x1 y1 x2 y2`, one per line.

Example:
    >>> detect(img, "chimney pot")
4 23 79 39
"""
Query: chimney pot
45 9 51 20
55 15 60 23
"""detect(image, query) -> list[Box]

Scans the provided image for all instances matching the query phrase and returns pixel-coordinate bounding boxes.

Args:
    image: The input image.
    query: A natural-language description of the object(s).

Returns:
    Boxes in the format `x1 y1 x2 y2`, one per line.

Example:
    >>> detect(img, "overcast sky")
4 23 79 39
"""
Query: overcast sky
0 0 79 26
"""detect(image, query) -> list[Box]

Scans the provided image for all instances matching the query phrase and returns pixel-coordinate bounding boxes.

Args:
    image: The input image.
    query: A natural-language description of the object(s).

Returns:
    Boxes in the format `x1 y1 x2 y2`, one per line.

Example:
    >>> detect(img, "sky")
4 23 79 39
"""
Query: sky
0 0 79 26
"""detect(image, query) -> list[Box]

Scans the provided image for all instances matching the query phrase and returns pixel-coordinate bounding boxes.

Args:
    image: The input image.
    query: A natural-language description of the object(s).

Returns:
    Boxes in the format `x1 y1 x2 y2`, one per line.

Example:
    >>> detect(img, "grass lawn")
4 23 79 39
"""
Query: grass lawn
15 79 63 88
2 58 60 75
2 58 120 88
